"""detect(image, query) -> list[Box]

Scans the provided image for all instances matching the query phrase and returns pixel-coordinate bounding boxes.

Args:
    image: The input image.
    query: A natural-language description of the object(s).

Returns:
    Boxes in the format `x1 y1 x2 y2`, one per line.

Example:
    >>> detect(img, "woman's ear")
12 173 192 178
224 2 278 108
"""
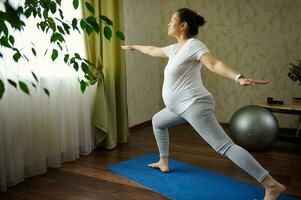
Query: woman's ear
180 22 188 31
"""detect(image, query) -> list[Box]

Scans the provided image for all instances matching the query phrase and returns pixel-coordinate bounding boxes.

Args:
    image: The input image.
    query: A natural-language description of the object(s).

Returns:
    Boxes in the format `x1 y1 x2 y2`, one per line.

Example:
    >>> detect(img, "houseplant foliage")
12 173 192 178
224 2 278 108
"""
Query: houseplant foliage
288 60 301 86
0 0 125 100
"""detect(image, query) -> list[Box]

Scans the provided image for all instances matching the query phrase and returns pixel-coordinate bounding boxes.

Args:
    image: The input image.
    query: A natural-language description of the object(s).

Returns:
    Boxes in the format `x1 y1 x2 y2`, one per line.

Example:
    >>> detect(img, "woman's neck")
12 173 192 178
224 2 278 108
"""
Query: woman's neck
176 34 190 44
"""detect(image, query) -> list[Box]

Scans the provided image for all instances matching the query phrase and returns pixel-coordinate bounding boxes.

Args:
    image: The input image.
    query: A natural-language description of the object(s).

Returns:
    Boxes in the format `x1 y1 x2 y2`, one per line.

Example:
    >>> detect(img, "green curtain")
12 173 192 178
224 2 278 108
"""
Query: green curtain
83 0 129 149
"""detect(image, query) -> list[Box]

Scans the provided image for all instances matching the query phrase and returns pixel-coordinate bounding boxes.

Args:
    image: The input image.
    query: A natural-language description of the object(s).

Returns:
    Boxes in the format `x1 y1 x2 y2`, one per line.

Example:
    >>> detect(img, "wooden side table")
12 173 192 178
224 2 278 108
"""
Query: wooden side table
257 102 301 137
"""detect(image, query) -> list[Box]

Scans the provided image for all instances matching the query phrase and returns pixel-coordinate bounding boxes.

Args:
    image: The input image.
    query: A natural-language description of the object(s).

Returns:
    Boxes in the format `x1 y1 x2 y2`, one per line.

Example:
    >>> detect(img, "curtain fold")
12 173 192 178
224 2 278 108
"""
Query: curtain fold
84 0 129 149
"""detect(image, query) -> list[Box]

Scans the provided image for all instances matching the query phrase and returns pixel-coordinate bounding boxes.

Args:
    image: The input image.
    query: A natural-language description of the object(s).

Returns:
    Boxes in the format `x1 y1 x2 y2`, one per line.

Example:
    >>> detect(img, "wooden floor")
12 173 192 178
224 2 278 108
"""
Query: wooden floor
1 123 301 200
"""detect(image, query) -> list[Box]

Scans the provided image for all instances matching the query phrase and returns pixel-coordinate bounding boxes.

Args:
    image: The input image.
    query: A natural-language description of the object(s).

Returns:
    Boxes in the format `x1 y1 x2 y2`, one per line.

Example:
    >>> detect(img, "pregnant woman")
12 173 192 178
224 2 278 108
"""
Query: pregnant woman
121 8 285 200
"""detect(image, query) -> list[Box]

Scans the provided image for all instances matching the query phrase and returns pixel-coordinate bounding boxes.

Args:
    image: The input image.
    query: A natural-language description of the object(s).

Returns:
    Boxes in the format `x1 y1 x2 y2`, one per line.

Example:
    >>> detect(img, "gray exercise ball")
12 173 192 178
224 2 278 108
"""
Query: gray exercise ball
229 105 279 151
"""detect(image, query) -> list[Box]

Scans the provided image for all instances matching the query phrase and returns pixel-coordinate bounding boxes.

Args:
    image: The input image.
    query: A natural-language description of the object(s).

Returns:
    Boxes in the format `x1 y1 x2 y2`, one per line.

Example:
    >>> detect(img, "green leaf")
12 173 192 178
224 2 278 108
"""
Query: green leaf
7 79 17 89
46 27 50 33
73 62 79 71
51 49 58 61
3 2 25 30
59 8 64 19
57 25 65 34
50 32 65 43
81 62 89 74
13 51 21 62
41 0 51 7
104 26 112 40
0 79 5 99
31 71 39 83
70 57 76 64
48 17 56 31
85 2 94 13
0 52 3 58
55 16 64 24
0 36 10 48
24 7 32 18
86 16 99 33
39 21 47 32
64 54 69 63
35 23 40 30
80 80 87 93
37 7 42 18
25 0 38 7
74 53 81 59
62 22 70 34
116 31 125 40
57 42 63 51
86 25 94 35
80 19 87 30
100 15 113 26
31 48 36 56
80 19 94 35
50 1 57 14
44 88 50 97
84 74 91 81
73 0 79 9
72 18 77 30
9 35 15 45
55 0 62 6
83 58 92 65
19 81 30 95
75 27 81 33
42 9 48 19
31 82 36 88
0 21 8 36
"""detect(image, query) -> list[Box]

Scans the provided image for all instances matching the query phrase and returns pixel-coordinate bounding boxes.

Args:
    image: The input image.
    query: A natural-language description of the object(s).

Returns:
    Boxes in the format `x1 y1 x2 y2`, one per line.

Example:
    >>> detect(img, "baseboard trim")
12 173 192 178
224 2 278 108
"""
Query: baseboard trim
129 120 152 133
130 121 298 137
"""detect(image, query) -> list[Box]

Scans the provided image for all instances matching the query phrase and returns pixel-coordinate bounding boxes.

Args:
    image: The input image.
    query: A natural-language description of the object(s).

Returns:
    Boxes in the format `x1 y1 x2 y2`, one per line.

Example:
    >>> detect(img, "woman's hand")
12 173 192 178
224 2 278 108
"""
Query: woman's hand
121 45 135 50
238 78 269 86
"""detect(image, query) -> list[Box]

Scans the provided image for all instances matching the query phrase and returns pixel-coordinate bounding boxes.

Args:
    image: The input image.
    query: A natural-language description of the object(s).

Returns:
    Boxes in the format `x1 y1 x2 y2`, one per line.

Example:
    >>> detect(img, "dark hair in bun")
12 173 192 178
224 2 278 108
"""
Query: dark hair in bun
196 15 205 27
176 8 206 37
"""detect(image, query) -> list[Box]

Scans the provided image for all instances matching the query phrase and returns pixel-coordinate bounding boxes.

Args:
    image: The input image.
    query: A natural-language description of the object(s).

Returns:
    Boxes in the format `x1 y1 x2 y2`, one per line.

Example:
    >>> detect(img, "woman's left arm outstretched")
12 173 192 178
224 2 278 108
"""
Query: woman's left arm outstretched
200 53 269 86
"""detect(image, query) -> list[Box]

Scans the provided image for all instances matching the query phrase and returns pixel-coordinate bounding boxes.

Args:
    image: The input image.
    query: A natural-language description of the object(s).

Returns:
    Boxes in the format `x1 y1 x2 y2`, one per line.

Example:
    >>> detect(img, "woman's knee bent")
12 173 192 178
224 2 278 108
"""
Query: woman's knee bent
152 113 161 129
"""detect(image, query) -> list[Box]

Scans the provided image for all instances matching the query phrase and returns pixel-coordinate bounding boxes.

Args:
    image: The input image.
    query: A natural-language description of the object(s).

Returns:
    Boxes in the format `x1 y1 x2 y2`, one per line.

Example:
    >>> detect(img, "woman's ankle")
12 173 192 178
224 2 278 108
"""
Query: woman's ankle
159 157 169 165
262 175 273 187
262 175 282 189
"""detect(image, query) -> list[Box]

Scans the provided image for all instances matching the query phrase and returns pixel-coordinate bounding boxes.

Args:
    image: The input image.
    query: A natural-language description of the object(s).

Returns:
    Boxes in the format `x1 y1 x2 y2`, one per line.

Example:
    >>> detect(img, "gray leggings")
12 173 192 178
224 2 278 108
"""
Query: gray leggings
152 95 269 183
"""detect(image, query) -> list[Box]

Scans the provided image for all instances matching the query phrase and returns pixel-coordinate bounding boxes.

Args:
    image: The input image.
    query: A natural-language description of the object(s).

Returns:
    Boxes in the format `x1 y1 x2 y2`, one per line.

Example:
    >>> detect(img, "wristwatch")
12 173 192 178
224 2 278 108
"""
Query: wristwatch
235 74 245 85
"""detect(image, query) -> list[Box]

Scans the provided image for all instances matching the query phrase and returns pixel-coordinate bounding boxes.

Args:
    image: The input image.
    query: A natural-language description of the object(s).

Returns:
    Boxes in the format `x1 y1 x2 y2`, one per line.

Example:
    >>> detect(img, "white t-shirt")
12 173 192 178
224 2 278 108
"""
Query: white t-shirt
161 37 212 114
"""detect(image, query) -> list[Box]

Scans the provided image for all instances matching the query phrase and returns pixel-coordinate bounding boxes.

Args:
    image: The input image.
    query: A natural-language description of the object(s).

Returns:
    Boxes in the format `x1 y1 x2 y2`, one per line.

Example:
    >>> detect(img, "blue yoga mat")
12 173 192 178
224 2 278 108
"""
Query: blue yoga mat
107 154 299 200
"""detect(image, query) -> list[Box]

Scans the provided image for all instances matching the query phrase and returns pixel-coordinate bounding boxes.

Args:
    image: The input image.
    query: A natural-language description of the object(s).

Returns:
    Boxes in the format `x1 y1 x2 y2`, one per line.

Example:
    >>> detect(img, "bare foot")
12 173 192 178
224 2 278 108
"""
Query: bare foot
148 158 169 173
264 184 286 200
263 175 286 200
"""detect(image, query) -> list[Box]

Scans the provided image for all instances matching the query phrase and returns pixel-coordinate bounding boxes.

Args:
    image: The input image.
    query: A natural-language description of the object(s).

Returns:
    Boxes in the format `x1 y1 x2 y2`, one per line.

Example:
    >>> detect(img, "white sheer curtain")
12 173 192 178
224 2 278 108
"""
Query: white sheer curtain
0 1 96 191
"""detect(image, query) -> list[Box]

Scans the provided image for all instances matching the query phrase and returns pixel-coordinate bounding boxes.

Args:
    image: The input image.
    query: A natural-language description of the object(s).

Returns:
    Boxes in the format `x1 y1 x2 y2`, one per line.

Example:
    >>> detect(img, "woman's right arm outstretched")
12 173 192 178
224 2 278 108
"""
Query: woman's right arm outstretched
121 45 167 58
